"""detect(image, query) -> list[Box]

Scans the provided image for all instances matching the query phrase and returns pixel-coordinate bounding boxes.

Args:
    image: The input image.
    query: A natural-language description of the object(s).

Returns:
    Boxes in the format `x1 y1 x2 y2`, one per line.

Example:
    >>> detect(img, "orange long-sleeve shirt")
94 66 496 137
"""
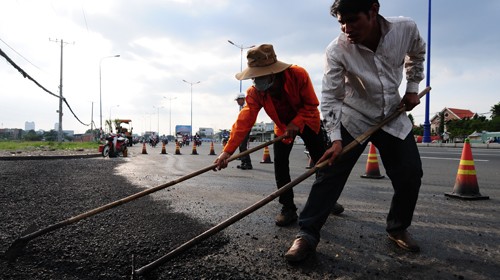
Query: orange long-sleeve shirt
223 65 321 154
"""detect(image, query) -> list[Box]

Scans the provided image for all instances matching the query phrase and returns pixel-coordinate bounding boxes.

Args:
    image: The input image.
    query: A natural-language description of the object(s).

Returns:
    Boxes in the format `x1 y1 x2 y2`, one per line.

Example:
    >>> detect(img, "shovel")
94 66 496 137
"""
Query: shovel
132 87 431 277
4 135 285 262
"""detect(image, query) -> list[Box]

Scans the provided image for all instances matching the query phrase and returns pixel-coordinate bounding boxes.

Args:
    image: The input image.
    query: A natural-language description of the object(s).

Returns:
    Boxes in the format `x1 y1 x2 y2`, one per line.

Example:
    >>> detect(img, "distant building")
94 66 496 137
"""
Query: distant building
430 107 477 133
198 127 214 138
0 128 23 140
250 121 274 142
63 130 74 137
25 121 35 131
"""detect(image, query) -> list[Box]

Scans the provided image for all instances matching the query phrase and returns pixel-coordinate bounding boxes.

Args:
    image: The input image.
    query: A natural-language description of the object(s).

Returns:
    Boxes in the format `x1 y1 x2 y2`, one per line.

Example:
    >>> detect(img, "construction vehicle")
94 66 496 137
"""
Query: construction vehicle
114 119 134 146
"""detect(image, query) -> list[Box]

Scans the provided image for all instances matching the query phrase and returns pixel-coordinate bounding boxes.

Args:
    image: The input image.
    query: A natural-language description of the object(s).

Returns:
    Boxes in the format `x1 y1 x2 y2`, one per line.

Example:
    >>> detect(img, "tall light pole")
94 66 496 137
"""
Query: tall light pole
99 54 120 133
423 0 432 143
153 105 163 135
228 40 255 93
182 79 200 137
164 96 177 138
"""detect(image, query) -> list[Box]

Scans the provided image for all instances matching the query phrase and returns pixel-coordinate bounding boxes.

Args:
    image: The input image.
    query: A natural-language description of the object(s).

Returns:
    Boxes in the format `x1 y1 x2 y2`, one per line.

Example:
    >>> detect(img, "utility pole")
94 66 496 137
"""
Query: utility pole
182 80 200 137
50 38 73 142
164 96 177 138
91 102 95 141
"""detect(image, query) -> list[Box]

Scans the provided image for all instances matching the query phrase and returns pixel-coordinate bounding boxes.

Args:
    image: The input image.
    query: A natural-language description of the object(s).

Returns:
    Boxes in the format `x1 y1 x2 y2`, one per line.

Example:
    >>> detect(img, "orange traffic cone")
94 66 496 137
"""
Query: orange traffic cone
361 142 384 179
191 141 198 155
174 141 181 155
260 146 273 164
445 138 489 200
141 142 148 154
161 142 167 154
209 141 216 155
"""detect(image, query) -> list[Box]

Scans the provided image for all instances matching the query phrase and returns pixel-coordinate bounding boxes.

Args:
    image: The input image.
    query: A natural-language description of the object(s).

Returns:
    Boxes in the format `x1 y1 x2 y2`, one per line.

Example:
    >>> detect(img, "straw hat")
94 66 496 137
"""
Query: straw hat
235 44 292 81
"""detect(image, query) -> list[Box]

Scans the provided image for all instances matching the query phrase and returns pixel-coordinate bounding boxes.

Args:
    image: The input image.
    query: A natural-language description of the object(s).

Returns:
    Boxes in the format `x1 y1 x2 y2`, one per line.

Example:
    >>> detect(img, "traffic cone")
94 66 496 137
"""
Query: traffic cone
174 141 181 155
361 142 384 179
141 142 148 154
445 138 489 200
191 141 198 155
260 146 273 164
209 141 216 155
161 142 167 154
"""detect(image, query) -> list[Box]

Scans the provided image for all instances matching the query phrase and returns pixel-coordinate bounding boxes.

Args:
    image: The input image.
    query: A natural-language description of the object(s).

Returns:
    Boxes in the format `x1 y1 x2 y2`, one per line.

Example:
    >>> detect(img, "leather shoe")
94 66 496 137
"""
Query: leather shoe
275 207 297 227
330 202 344 215
241 163 253 170
388 230 420 252
237 163 253 170
285 237 315 262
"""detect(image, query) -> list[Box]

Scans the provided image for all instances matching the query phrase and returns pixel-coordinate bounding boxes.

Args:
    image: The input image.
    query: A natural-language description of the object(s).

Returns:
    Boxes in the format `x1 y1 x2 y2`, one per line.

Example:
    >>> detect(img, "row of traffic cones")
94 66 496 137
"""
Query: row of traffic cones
141 140 275 163
360 141 489 200
140 141 217 156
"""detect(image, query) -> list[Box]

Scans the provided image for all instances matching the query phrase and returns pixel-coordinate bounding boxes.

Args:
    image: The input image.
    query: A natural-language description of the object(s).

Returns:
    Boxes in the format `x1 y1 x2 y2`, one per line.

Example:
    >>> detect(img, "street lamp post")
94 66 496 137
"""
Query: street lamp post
153 105 163 135
182 80 200 137
99 54 120 133
423 0 432 143
228 40 255 93
164 96 177 138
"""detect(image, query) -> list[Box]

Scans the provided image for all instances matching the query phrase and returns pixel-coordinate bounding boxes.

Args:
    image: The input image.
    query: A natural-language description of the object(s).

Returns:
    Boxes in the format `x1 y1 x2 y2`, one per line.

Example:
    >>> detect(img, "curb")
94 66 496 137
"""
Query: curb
0 153 102 161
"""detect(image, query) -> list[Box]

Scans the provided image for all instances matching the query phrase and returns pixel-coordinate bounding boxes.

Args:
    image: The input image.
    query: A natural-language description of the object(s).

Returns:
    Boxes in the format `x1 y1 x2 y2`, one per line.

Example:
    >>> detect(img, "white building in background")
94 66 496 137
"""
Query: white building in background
198 127 214 137
25 121 35 131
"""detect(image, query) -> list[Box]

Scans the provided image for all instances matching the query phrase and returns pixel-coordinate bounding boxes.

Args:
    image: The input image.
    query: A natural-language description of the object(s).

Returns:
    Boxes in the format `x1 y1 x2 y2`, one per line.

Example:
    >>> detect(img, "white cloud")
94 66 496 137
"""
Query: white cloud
1 0 499 135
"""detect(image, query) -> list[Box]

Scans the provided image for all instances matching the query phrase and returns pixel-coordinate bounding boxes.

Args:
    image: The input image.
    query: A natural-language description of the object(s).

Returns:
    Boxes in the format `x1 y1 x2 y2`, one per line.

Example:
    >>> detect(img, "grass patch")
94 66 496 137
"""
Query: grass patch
0 141 100 151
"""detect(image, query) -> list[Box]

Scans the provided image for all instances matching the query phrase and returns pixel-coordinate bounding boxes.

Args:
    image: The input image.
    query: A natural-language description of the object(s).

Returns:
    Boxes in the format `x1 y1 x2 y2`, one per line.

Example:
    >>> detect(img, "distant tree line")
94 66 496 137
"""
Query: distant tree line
411 102 500 140
0 129 73 142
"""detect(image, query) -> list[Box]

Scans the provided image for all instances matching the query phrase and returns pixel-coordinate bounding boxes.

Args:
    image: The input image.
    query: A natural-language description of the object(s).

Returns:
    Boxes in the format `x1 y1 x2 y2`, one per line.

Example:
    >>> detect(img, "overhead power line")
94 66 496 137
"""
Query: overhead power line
0 46 89 126
0 37 41 70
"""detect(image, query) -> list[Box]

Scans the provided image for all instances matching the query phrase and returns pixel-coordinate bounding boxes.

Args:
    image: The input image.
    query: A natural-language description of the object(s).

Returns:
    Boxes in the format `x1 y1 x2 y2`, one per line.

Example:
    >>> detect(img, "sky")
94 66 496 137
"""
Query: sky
1 0 499 135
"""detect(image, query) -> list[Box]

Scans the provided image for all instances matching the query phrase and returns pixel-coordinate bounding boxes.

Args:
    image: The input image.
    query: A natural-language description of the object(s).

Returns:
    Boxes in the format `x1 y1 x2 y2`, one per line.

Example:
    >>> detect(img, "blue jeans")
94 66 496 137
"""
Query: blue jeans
273 125 326 209
298 125 422 246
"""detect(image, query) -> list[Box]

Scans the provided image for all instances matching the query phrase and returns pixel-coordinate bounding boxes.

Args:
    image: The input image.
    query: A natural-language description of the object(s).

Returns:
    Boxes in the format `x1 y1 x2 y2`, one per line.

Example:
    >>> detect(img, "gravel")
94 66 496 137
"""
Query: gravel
0 158 259 280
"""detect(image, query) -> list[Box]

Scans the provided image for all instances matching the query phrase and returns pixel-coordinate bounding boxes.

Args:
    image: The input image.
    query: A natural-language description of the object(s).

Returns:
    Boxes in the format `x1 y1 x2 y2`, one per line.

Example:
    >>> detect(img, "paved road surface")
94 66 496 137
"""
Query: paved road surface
119 142 500 279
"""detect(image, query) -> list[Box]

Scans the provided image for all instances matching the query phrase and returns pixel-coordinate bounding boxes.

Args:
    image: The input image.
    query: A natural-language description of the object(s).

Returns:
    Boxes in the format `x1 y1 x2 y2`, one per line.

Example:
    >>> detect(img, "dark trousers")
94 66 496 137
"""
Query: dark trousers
239 132 252 165
298 125 422 246
273 125 326 209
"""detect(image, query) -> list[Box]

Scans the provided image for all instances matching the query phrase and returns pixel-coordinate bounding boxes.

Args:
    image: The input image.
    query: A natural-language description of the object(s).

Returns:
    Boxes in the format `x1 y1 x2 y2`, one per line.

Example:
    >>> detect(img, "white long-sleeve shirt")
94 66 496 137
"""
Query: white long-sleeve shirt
321 15 426 142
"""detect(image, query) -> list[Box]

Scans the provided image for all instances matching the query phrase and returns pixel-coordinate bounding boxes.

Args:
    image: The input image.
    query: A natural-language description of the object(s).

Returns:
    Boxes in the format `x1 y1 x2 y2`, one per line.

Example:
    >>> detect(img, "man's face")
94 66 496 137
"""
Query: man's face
236 98 245 106
337 8 377 45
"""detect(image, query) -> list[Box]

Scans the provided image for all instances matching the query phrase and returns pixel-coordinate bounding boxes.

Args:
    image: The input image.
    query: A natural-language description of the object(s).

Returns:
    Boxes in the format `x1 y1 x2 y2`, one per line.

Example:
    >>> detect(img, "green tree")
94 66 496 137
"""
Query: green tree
491 102 500 118
412 124 423 136
23 130 42 141
447 116 490 140
438 111 445 135
43 130 58 142
408 113 415 126
487 116 500 131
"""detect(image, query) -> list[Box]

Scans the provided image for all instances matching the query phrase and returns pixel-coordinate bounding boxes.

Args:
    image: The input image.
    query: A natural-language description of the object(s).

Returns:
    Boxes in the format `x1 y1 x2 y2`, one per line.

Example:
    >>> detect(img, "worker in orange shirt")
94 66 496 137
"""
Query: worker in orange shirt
214 44 344 227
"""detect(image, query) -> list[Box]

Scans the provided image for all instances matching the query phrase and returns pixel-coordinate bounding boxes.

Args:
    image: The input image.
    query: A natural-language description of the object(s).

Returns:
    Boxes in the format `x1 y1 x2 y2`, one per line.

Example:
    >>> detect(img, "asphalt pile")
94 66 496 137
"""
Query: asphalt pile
0 159 264 279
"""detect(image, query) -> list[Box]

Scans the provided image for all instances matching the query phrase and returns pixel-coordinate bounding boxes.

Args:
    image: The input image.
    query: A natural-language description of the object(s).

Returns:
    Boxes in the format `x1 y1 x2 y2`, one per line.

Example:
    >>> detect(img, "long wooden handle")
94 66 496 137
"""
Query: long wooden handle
15 135 285 244
133 86 432 276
